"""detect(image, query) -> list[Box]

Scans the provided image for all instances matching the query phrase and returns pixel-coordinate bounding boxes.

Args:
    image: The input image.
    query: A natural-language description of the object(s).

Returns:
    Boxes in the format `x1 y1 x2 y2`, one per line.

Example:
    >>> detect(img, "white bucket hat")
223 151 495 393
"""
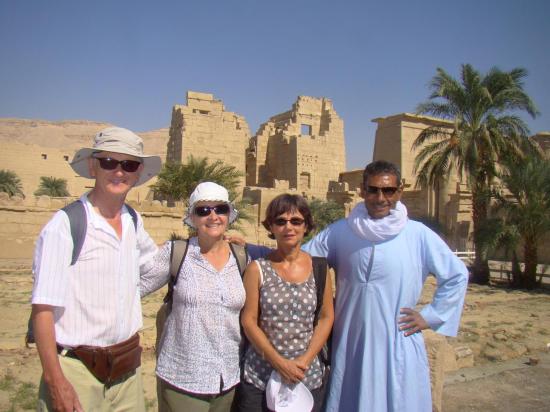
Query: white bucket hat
70 127 162 186
183 182 238 228
266 371 314 412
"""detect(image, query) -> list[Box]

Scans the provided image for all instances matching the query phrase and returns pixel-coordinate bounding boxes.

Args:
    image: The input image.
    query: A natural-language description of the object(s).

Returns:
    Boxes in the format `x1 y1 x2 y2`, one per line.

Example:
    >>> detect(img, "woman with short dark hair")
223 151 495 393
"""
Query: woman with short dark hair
235 193 334 412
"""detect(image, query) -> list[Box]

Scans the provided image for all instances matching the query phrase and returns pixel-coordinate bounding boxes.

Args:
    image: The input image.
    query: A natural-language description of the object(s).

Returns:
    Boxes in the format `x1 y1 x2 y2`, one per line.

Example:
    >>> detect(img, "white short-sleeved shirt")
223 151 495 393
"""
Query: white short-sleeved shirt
32 194 158 347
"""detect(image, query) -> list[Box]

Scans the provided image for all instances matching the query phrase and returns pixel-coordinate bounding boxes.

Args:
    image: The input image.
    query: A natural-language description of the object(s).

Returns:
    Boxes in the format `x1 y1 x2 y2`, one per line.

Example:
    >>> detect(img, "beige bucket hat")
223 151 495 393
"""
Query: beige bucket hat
70 127 162 186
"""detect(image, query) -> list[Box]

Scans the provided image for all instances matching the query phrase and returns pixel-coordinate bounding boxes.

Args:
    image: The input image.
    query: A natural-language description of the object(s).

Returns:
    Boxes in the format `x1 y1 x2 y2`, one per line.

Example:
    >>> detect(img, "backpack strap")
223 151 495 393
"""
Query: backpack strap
62 200 87 266
312 256 328 326
125 204 138 231
62 201 139 267
312 256 332 367
229 243 248 278
164 239 189 304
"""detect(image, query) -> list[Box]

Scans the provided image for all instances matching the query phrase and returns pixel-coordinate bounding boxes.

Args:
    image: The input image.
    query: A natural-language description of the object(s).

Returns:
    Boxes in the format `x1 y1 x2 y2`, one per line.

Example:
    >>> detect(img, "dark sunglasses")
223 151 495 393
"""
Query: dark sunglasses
273 217 305 227
194 204 231 217
93 156 142 173
365 185 399 196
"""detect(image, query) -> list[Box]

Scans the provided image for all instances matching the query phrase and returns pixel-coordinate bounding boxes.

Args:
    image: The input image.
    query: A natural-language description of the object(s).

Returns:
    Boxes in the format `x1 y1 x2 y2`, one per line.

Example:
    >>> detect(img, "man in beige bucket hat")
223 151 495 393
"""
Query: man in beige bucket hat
31 127 161 411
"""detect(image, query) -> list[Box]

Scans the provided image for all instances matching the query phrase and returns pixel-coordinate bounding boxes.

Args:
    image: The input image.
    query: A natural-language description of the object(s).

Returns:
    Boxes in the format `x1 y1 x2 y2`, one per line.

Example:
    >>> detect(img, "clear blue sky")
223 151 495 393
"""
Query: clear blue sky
1 0 549 170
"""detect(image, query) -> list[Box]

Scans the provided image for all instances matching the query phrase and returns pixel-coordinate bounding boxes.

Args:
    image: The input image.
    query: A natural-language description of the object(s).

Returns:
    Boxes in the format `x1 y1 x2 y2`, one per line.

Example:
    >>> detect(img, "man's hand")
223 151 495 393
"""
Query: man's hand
32 305 83 412
224 234 246 246
398 308 429 336
46 375 83 412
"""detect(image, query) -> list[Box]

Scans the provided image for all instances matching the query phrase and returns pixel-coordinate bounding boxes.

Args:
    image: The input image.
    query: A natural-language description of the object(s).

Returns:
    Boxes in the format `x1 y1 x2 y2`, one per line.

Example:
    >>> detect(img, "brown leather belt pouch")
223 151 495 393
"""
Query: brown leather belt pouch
71 333 142 385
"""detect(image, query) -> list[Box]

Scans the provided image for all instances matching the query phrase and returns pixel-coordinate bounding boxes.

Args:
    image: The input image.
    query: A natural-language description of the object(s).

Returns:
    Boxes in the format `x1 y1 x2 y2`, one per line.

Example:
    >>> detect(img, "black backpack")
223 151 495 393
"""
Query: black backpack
311 256 332 366
25 200 138 346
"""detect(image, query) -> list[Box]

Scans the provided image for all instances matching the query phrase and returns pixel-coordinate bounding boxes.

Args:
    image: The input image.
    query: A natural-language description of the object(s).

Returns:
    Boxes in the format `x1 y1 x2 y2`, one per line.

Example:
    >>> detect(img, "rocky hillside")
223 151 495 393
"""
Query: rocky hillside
0 118 169 160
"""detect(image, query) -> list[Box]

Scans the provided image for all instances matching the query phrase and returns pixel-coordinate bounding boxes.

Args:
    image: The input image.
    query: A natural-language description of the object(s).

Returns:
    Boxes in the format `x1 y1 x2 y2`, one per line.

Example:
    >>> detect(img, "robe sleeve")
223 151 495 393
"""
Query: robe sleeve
245 243 272 260
302 224 332 263
419 226 469 337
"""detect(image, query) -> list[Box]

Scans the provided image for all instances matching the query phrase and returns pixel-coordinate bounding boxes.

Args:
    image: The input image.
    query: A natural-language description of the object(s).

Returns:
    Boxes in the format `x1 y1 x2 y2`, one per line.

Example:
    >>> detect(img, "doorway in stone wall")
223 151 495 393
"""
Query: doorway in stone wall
300 172 311 190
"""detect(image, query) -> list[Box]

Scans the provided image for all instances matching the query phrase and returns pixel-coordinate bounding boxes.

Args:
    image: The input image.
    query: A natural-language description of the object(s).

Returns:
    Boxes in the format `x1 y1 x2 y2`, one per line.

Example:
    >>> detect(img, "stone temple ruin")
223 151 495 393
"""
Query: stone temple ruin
166 91 250 183
245 95 346 200
165 93 549 251
166 92 347 233
1 91 549 254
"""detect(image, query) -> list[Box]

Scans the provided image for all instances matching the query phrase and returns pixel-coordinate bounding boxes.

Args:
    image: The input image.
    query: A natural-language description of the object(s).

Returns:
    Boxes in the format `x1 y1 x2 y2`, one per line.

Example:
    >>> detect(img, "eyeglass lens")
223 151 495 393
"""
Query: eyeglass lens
94 157 142 173
194 204 231 217
365 185 398 196
273 217 305 226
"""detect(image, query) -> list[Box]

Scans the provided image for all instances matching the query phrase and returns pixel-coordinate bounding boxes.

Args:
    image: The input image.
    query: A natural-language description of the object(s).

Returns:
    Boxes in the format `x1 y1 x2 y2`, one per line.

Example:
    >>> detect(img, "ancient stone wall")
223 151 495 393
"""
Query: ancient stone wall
242 185 298 245
0 119 168 202
372 113 471 249
167 91 251 188
0 142 158 202
246 96 346 200
533 131 550 153
326 169 363 215
0 194 186 259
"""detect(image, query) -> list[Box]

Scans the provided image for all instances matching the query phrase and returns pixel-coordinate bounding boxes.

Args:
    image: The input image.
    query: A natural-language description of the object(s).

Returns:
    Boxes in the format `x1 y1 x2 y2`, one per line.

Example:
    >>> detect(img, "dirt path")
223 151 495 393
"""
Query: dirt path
1 260 549 411
443 352 550 411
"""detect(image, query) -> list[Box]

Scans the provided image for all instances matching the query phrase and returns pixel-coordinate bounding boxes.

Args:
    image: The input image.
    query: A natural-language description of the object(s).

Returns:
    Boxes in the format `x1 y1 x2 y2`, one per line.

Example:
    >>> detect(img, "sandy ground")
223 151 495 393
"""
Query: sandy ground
1 259 549 411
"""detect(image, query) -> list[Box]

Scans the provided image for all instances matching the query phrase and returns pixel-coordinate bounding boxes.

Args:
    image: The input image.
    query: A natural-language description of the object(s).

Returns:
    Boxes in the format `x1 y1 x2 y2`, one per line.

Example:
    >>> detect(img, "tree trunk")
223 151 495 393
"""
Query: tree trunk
522 239 538 289
470 189 490 284
510 252 522 288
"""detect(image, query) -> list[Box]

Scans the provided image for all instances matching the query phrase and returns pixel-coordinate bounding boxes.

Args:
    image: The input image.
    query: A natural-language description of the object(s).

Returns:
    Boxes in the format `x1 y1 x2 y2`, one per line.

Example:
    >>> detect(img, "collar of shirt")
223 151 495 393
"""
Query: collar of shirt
81 193 133 239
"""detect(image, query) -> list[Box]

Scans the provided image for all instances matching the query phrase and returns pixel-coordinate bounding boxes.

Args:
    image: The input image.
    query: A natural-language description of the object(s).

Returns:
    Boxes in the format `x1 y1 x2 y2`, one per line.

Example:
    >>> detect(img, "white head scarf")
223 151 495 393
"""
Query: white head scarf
347 200 408 242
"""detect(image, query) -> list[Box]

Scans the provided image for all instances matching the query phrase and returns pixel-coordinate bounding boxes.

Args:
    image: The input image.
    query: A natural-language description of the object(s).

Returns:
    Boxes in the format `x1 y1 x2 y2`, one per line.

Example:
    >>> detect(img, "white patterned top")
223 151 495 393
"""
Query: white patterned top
243 258 324 391
140 238 246 394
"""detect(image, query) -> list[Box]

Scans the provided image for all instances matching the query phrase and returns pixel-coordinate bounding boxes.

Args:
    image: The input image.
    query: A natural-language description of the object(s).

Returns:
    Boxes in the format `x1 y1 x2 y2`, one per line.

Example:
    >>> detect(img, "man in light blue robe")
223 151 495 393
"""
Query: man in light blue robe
301 160 469 411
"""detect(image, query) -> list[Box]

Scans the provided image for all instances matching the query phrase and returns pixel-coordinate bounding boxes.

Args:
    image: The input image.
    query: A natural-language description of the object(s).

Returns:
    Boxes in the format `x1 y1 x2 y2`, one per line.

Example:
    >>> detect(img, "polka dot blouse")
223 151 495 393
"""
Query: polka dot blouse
243 258 324 391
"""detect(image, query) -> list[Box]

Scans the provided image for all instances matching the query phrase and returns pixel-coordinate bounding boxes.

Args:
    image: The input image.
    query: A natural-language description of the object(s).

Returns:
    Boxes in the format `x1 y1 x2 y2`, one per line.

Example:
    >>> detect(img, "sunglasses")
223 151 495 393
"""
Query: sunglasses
93 156 142 173
273 217 305 227
365 185 399 196
194 204 231 217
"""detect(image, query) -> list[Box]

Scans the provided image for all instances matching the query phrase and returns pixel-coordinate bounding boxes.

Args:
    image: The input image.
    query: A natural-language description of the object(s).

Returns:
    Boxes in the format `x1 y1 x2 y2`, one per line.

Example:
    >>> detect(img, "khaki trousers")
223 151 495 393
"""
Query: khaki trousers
37 355 145 412
159 379 235 412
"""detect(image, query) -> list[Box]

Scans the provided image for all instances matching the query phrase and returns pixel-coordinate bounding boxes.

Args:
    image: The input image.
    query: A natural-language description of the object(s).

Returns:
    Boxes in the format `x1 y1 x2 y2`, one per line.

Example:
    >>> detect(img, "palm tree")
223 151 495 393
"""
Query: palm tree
0 169 24 197
305 199 345 241
152 155 243 202
413 64 538 284
477 216 521 286
34 176 70 197
489 141 550 289
151 155 253 230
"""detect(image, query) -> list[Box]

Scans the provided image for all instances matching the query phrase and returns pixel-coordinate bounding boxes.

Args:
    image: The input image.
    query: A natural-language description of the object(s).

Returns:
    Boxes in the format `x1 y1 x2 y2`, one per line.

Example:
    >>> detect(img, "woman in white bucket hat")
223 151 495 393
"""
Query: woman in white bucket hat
140 182 246 412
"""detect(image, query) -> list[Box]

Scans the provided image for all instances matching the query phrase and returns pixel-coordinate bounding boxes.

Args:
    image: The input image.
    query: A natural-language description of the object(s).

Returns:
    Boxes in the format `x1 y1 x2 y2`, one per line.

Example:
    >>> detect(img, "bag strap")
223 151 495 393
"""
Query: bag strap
63 200 139 266
164 239 189 304
163 240 247 305
62 200 87 266
229 243 248 278
312 256 328 326
255 260 265 287
125 204 138 231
